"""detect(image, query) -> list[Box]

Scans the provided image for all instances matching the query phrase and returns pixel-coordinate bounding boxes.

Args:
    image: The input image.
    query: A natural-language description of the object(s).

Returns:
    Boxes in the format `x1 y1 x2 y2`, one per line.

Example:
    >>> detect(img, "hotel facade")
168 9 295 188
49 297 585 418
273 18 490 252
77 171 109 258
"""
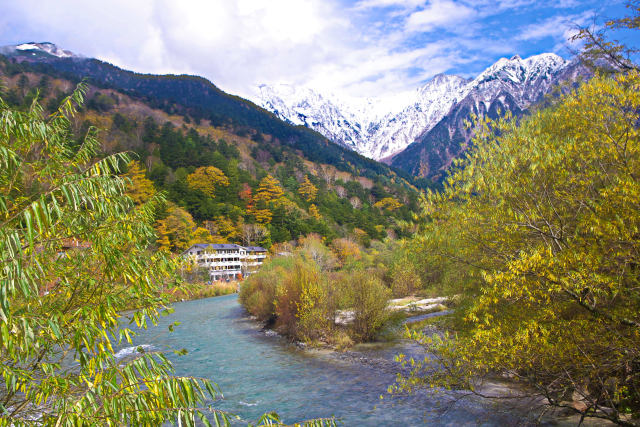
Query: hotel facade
183 244 267 281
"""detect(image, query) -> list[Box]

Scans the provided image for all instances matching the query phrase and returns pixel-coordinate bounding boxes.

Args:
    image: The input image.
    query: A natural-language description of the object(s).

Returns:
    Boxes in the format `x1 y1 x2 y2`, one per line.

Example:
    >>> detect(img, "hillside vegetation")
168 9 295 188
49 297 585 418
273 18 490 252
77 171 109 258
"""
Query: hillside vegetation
0 56 420 251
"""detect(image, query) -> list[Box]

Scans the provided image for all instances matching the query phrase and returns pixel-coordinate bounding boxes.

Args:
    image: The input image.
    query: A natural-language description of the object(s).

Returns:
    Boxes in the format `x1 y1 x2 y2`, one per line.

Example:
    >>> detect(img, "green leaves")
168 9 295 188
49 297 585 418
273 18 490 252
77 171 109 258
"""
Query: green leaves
0 85 224 425
0 82 338 427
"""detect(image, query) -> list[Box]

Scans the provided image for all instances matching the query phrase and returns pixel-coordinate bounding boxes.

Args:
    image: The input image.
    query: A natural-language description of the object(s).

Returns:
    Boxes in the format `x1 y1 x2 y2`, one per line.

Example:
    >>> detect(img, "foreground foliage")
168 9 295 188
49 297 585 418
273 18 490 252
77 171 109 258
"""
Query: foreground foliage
0 88 335 426
398 72 640 425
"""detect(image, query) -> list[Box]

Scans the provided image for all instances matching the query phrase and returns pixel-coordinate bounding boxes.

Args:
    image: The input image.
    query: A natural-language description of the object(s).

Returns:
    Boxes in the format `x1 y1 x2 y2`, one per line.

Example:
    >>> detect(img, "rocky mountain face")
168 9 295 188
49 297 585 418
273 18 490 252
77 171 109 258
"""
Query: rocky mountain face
257 74 470 161
391 55 589 178
257 53 589 177
0 42 78 58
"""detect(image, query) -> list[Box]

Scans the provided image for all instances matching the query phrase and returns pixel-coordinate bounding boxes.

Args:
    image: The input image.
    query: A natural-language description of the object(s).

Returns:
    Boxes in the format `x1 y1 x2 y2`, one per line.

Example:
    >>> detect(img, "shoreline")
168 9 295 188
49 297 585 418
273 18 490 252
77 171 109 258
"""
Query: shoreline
162 281 238 304
256 307 614 427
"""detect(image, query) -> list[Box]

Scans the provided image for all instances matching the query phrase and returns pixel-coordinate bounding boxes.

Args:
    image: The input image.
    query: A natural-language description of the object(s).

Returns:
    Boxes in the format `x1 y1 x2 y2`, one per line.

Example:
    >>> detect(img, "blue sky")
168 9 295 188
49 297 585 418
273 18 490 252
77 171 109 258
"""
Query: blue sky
0 0 634 100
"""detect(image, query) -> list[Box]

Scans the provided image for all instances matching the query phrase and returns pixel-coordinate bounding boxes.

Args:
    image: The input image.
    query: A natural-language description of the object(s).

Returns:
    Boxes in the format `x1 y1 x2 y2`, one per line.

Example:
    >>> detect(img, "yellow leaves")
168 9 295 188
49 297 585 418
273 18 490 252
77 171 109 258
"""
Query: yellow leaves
254 174 285 203
253 208 273 224
124 160 156 205
308 203 321 221
155 203 196 252
374 197 402 212
186 166 229 198
251 175 288 224
298 175 318 202
402 71 640 409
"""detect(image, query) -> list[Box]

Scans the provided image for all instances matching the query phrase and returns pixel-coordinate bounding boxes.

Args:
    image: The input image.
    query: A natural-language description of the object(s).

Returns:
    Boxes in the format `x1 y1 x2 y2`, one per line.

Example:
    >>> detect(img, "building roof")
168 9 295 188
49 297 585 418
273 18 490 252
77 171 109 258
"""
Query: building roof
183 243 244 253
183 243 267 255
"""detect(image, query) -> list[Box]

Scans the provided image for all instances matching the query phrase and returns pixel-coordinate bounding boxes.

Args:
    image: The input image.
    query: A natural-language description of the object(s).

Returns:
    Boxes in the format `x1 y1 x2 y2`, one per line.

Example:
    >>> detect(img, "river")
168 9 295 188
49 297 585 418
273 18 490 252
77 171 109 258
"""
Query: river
125 294 539 426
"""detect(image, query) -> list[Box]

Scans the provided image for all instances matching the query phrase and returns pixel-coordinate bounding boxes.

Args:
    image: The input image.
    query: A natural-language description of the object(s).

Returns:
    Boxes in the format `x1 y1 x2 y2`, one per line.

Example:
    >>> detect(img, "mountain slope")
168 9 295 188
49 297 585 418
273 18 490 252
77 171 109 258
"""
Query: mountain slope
391 55 589 178
256 53 586 171
0 44 423 250
0 42 415 185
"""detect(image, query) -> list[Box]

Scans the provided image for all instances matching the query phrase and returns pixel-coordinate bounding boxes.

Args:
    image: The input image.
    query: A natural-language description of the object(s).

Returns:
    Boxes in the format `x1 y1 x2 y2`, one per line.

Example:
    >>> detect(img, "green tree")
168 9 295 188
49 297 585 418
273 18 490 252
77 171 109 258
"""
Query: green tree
0 86 221 425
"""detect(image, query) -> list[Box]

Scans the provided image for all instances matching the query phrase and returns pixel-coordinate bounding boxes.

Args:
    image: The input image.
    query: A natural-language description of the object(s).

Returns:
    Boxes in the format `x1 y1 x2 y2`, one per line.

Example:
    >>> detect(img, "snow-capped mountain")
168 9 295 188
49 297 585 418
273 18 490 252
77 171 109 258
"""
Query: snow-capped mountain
368 74 469 160
1 42 78 58
257 84 375 153
257 74 469 160
391 54 588 177
255 53 574 162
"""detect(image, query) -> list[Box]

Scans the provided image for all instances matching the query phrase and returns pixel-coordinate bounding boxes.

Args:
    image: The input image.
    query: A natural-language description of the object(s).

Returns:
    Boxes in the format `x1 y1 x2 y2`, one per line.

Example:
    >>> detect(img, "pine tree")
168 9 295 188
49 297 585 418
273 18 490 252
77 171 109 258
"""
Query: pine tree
254 174 285 203
298 175 318 202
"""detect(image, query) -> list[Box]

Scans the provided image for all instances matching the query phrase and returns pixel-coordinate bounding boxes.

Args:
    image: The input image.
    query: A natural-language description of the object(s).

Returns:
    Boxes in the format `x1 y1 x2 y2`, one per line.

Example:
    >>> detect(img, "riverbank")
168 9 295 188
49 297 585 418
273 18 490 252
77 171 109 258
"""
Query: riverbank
130 294 545 425
293 310 615 427
163 281 237 303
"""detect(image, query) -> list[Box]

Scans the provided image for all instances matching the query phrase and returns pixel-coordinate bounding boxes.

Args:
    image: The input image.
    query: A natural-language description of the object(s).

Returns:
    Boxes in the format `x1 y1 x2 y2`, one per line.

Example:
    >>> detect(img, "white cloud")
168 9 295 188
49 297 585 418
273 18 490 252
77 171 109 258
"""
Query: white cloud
405 0 475 32
516 11 592 41
0 0 602 100
352 0 425 11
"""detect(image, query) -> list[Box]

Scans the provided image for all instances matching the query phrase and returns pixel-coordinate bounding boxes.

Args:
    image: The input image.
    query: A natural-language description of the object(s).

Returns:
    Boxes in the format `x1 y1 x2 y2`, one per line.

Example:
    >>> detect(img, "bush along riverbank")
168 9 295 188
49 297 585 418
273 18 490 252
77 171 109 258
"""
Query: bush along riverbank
239 235 450 349
164 281 238 303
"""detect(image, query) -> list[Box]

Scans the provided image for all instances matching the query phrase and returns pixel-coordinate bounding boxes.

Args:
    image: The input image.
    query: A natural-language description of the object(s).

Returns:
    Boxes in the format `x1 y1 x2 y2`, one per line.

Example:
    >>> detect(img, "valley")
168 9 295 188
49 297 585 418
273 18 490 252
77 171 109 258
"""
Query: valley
1 3 638 423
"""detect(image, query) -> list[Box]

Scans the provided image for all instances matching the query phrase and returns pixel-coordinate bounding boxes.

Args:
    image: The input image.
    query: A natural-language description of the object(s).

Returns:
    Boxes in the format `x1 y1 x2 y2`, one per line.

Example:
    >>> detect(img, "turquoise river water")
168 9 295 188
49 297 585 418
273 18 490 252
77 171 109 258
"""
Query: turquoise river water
124 294 538 426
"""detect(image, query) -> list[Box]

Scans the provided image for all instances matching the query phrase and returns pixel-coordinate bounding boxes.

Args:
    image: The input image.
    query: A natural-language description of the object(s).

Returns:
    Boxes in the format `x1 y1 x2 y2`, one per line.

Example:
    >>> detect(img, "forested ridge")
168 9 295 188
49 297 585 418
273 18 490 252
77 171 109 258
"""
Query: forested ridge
0 55 420 251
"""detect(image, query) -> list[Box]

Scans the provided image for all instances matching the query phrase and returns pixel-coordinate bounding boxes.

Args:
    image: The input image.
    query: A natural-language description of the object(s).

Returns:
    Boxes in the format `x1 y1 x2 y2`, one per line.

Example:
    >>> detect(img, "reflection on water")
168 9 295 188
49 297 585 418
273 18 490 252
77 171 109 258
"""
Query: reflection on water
127 294 531 426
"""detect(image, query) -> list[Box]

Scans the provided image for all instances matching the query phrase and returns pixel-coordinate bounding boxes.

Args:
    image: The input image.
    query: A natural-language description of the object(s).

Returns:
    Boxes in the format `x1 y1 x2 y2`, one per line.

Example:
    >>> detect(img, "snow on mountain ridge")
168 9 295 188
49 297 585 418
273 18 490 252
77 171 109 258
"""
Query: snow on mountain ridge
14 42 76 58
255 53 569 160
256 73 469 160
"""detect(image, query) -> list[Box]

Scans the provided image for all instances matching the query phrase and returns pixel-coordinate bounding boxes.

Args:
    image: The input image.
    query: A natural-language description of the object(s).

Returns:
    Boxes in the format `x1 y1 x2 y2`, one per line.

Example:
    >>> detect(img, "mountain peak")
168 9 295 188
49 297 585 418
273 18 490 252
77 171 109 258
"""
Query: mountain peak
472 52 567 88
255 52 572 161
4 42 78 58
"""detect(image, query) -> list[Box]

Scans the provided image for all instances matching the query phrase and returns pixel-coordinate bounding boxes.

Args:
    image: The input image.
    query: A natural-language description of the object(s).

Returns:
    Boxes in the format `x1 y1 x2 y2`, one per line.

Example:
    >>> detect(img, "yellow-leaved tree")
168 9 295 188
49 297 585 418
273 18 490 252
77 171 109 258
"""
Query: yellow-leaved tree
298 175 318 202
308 203 321 220
373 196 402 212
395 72 640 425
254 174 285 203
124 160 156 205
186 165 229 198
253 175 286 224
156 202 196 253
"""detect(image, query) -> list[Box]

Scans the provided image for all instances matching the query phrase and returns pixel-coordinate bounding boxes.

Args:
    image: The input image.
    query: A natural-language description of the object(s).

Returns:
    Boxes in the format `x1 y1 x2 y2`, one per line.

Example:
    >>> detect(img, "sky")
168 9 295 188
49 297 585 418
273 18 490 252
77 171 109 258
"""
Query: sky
0 0 633 100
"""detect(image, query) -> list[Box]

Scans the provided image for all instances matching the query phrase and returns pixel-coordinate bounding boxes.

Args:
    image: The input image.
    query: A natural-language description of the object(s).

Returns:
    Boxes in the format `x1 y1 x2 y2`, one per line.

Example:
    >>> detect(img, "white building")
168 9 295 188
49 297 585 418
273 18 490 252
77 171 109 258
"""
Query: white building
183 244 267 281
242 246 268 277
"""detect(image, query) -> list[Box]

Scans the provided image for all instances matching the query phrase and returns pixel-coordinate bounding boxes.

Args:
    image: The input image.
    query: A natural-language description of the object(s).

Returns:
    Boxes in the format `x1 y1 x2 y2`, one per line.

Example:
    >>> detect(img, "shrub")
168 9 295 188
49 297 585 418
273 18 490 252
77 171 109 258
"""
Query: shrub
346 269 391 341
